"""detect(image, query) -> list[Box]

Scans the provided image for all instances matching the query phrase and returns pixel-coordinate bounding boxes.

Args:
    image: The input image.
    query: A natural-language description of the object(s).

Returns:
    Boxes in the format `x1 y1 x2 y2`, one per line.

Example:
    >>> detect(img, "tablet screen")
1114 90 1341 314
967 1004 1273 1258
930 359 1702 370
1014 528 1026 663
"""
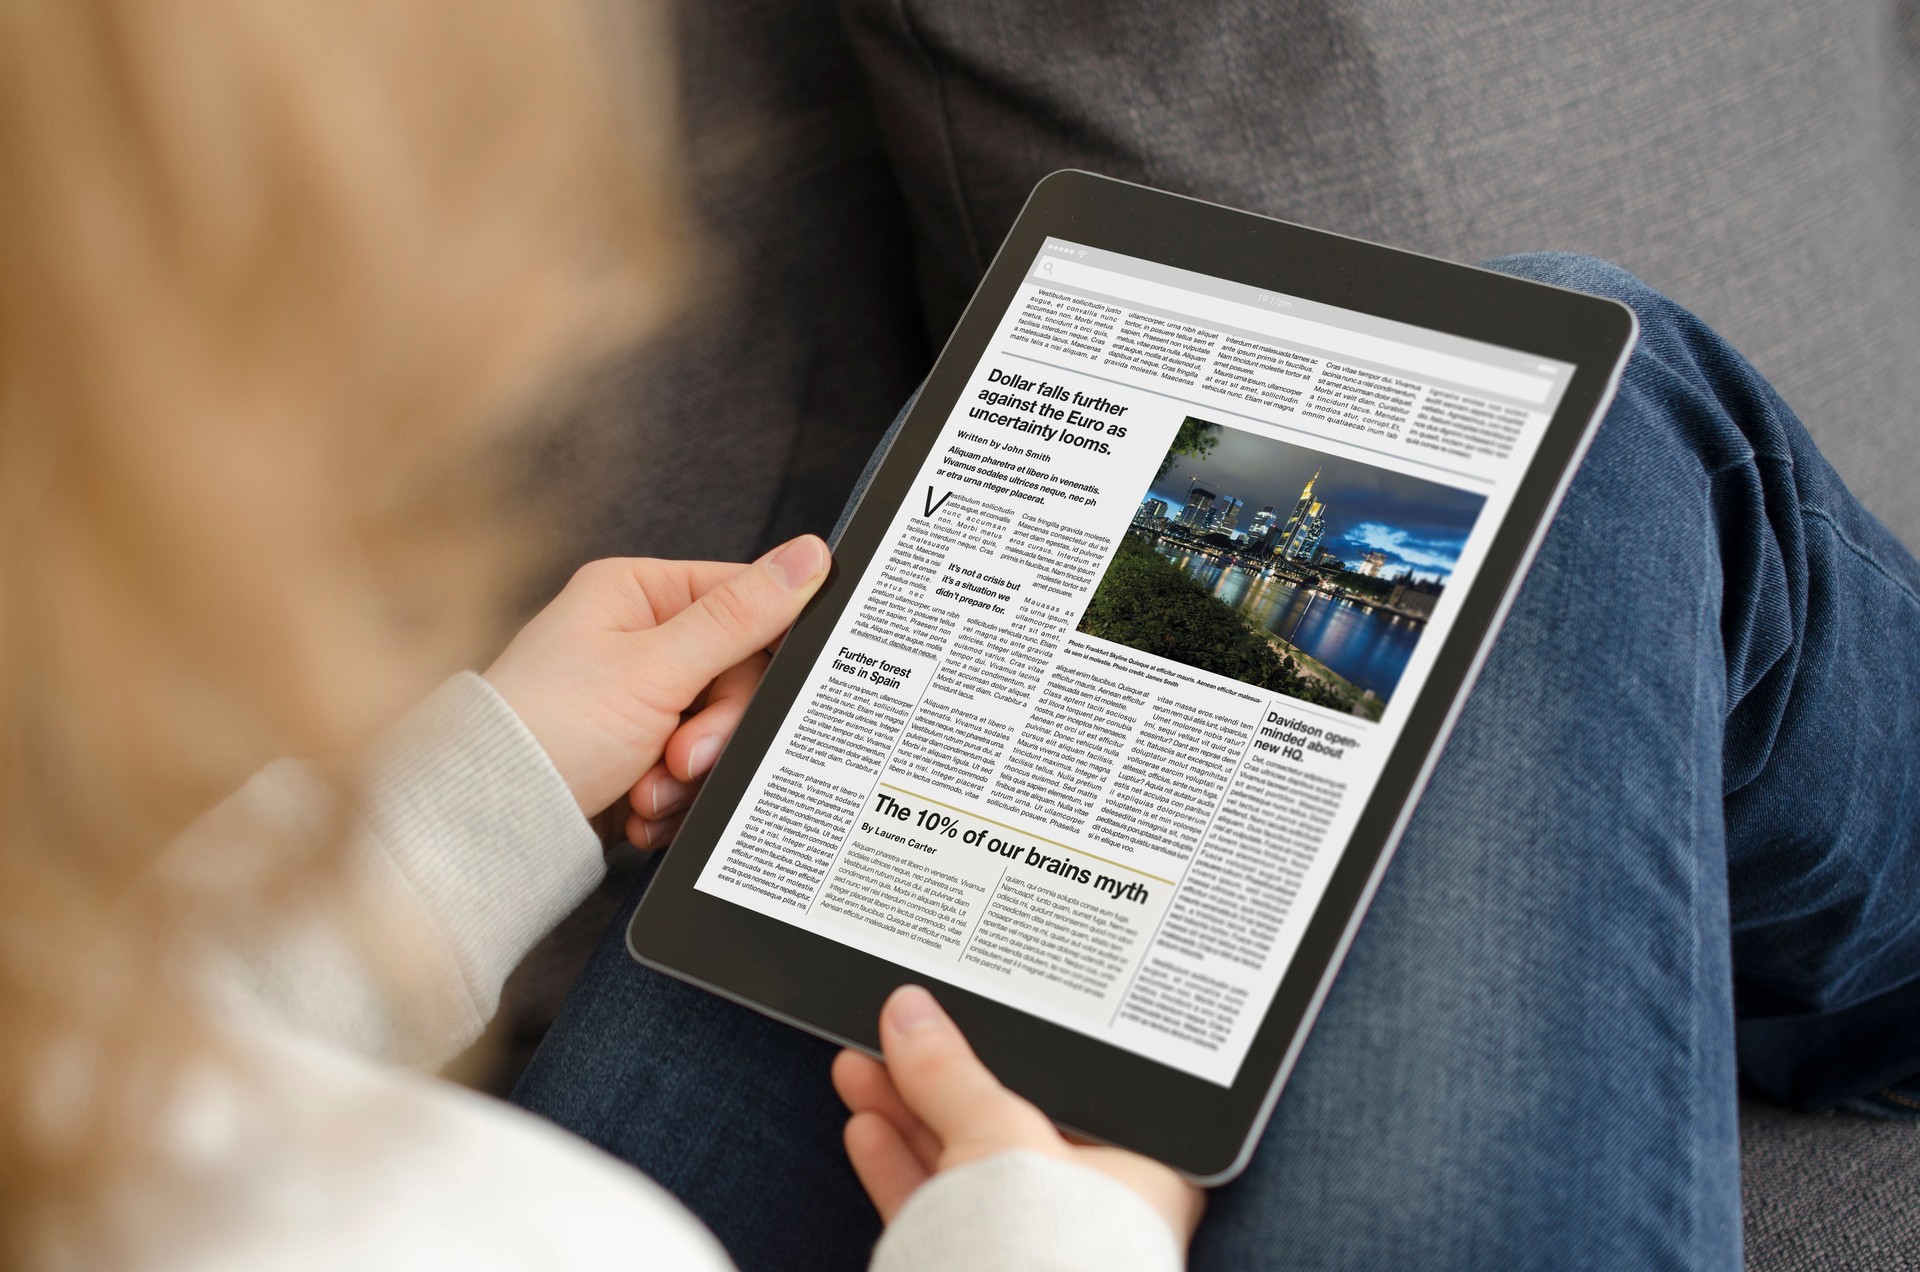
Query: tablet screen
693 237 1576 1086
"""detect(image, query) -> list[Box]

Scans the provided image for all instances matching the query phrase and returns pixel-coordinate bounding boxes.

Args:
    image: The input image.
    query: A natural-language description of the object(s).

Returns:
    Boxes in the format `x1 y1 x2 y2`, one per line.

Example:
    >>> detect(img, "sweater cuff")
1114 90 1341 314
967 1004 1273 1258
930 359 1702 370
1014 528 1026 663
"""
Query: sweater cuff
871 1151 1183 1272
360 671 606 1027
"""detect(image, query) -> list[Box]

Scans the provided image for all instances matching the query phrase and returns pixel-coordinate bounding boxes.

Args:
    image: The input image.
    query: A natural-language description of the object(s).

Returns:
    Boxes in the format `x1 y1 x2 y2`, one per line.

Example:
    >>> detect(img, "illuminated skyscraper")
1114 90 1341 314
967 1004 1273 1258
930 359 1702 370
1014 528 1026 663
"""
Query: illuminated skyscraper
1207 495 1244 534
1360 549 1388 577
1289 502 1326 561
1133 497 1168 529
1179 485 1216 527
1249 504 1277 539
1269 468 1321 557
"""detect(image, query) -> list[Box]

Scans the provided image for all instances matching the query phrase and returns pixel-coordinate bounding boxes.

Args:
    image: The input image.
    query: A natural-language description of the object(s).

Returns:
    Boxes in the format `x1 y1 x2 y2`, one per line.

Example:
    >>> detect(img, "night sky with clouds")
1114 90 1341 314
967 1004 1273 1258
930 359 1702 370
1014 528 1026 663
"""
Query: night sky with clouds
1142 418 1485 582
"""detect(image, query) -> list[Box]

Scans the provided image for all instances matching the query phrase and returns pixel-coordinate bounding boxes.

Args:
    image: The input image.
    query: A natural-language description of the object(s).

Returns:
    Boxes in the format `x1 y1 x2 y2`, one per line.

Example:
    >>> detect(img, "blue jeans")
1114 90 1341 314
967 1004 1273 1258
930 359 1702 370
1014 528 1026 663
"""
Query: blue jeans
513 256 1920 1270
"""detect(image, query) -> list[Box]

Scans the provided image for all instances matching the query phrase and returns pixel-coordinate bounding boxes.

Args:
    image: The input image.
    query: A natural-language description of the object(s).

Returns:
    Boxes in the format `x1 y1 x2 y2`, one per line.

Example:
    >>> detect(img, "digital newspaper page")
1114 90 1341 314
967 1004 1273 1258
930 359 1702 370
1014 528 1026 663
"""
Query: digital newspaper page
694 238 1576 1085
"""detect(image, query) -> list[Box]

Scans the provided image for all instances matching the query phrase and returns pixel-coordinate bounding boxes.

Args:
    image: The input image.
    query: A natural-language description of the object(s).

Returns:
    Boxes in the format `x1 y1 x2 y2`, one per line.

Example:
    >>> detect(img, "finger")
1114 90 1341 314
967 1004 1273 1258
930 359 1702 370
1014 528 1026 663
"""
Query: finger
661 560 803 635
843 1111 930 1223
708 649 772 705
560 558 745 632
877 987 1056 1153
641 536 829 705
589 796 630 850
677 572 803 657
623 809 684 852
666 652 771 783
631 761 695 821
832 1049 943 1172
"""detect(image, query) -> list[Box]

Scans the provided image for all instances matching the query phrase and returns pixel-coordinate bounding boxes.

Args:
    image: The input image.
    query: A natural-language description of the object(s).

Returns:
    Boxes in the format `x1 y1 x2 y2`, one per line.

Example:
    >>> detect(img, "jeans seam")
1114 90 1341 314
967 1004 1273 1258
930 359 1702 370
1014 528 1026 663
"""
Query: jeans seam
1798 506 1920 613
1684 542 1723 1265
1880 1087 1920 1110
1700 446 1920 613
1713 448 1794 469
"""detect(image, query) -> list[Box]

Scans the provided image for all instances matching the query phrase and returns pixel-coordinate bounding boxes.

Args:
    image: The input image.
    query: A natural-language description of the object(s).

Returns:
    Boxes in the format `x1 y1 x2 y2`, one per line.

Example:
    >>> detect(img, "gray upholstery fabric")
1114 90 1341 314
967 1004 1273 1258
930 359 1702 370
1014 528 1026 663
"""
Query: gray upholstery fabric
841 0 1920 549
535 0 928 581
1741 1101 1920 1270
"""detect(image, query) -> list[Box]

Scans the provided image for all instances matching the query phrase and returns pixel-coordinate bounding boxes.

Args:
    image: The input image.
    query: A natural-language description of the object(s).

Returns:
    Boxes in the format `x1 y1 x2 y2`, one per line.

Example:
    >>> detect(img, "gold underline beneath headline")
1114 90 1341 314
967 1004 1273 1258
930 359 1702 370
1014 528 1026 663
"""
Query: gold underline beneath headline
876 783 1177 886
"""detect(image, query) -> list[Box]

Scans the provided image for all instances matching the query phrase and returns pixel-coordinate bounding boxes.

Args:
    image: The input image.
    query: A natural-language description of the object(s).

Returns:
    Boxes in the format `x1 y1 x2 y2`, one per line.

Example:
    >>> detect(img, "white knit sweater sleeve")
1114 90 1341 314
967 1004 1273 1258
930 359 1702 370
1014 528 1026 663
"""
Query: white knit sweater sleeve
159 675 1191 1272
164 672 606 1066
872 1152 1184 1272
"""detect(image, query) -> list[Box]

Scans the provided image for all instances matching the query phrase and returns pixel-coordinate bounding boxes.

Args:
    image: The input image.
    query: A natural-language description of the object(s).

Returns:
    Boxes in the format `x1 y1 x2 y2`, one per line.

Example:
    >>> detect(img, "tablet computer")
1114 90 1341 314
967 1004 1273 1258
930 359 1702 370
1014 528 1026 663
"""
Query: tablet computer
628 170 1636 1182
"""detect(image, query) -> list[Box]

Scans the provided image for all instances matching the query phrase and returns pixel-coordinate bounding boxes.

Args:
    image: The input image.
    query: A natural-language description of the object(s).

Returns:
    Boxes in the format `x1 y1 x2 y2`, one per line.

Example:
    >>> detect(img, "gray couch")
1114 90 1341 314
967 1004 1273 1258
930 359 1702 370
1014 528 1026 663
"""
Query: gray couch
519 1 1919 1264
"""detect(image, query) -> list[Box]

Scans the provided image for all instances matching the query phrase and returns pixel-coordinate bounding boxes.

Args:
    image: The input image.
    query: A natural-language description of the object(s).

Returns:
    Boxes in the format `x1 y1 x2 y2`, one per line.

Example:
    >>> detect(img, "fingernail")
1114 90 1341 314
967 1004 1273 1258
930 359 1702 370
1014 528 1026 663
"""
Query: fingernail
887 985 943 1034
761 536 827 590
649 774 692 819
686 736 721 779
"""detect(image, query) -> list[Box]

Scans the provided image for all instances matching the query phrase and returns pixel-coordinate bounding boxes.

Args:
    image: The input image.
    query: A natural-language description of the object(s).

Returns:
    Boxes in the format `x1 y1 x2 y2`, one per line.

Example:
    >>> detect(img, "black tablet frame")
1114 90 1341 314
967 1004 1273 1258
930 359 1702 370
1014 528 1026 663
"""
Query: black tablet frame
628 170 1637 1183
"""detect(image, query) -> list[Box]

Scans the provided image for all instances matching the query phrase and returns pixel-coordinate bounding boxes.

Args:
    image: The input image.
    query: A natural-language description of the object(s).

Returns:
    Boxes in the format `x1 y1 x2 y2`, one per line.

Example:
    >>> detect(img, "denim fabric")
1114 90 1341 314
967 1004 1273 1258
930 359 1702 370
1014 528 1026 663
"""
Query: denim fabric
513 256 1920 1270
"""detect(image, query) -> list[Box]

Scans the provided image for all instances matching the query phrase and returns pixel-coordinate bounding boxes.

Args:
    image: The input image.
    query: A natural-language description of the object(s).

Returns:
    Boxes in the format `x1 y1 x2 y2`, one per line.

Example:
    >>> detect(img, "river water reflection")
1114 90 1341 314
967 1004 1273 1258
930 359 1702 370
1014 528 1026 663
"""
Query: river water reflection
1154 546 1423 703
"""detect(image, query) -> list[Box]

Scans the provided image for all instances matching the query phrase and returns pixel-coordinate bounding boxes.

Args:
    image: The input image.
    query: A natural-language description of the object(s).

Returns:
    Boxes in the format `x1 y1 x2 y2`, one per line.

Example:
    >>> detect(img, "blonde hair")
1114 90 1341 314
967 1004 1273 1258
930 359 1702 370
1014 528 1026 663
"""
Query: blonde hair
0 0 681 1259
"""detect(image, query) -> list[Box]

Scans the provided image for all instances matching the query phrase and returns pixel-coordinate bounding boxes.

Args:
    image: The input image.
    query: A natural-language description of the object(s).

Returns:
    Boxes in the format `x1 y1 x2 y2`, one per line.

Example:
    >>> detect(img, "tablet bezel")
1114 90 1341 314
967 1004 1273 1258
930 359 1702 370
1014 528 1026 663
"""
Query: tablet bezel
627 170 1637 1183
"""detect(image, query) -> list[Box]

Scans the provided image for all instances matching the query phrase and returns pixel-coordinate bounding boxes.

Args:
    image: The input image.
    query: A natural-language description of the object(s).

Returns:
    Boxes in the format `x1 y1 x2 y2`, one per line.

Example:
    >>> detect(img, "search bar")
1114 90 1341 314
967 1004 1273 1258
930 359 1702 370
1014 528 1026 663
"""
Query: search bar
1030 258 1553 406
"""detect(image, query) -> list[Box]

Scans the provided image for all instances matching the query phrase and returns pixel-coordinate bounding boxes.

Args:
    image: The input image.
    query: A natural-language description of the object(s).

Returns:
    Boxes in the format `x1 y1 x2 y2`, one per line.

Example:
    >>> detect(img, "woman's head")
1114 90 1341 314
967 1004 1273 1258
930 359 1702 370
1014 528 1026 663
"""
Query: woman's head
0 0 679 1253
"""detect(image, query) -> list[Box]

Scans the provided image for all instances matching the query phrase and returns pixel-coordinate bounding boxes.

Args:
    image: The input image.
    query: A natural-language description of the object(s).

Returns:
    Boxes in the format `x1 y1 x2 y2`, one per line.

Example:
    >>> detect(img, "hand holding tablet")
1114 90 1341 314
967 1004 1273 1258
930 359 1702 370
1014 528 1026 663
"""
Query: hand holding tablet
630 171 1637 1180
832 985 1204 1241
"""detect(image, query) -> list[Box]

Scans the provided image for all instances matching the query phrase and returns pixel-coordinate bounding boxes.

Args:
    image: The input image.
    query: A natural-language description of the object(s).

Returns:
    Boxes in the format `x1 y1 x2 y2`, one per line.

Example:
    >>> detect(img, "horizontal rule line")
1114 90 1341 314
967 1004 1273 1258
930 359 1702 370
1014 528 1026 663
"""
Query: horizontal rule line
876 783 1177 886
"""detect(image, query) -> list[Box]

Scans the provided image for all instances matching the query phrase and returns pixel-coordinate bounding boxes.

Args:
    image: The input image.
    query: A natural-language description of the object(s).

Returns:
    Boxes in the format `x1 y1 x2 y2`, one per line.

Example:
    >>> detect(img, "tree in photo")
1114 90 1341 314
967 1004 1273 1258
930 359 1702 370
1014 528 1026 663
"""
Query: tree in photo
1153 417 1221 483
1078 537 1350 710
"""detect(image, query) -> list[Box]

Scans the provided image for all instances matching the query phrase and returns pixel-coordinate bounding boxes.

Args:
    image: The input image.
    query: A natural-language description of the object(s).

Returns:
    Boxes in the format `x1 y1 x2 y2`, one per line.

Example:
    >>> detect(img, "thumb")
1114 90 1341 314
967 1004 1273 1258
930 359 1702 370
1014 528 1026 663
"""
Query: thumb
648 535 829 700
878 986 1056 1156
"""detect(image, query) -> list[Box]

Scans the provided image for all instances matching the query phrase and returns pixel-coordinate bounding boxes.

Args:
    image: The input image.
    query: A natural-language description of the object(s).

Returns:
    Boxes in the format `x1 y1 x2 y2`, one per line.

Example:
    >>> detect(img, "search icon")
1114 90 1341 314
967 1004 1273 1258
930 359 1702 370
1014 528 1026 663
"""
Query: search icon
1041 260 1054 275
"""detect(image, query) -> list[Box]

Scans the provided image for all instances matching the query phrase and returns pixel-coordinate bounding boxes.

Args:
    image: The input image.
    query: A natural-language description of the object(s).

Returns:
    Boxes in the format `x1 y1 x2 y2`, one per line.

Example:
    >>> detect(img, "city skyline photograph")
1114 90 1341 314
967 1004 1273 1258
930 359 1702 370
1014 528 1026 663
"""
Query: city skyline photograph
1143 417 1484 582
1078 419 1491 718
